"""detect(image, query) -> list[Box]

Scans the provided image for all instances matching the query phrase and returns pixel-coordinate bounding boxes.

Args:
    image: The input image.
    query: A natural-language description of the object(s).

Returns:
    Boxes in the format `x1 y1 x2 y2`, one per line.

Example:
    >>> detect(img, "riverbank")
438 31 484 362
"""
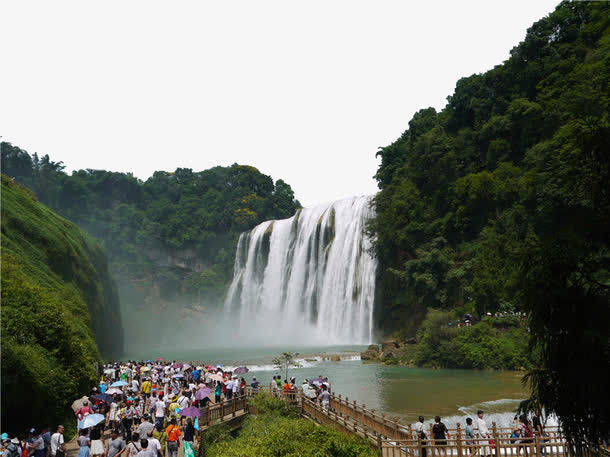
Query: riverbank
364 312 533 371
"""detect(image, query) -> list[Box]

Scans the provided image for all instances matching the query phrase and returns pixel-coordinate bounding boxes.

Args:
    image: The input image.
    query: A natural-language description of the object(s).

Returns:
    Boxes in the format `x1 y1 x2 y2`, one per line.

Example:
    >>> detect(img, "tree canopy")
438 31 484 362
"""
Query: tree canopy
1 143 301 304
370 1 609 451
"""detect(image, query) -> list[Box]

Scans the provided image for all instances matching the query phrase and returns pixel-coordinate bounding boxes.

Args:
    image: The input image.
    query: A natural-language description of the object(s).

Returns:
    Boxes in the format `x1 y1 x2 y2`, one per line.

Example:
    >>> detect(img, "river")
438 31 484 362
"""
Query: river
122 344 531 428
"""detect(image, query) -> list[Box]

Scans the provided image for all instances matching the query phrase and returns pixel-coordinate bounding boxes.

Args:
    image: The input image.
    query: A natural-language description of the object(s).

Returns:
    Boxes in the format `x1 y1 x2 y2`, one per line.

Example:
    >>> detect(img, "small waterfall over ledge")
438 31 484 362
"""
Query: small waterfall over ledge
224 195 377 345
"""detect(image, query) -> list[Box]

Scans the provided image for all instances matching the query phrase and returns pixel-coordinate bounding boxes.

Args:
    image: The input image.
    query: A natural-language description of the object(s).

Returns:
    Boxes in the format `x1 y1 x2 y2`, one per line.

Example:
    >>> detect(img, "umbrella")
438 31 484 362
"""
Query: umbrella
182 363 192 369
173 373 184 378
195 388 212 400
78 413 105 429
209 373 223 382
104 369 115 375
106 388 123 395
234 367 249 374
215 364 224 368
71 396 90 412
141 366 151 372
111 381 128 387
156 357 165 361
92 393 115 403
172 363 182 369
197 383 205 389
178 407 201 417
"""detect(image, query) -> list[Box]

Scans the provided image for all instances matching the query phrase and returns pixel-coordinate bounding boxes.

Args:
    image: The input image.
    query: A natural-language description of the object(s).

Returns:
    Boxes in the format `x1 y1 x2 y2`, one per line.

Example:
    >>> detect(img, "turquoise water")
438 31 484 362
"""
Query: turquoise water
122 345 528 426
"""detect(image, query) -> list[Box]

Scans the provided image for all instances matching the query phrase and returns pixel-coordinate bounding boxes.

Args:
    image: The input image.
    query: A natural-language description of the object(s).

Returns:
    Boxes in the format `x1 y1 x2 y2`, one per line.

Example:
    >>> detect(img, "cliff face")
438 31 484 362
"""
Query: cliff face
1 175 123 432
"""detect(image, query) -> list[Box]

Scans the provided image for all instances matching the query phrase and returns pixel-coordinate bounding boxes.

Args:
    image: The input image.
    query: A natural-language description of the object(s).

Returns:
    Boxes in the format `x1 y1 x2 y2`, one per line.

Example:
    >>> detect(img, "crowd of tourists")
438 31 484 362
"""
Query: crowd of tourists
1 359 334 457
1 359 548 457
413 409 547 457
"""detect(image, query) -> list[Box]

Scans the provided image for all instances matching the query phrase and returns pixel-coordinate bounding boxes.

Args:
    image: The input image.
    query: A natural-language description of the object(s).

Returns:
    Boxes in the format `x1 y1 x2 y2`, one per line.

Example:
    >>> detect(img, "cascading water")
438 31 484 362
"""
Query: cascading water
225 195 377 345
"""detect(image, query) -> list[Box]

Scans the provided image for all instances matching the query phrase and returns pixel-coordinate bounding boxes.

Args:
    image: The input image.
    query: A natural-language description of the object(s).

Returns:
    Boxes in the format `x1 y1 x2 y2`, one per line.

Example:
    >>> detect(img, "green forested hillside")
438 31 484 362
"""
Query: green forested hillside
1 175 123 433
1 148 302 349
0 149 300 302
371 1 609 448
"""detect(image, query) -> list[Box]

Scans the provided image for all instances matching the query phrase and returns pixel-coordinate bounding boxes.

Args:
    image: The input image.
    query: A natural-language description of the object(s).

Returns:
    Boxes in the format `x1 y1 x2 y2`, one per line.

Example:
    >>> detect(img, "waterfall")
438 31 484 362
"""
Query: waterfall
225 195 377 345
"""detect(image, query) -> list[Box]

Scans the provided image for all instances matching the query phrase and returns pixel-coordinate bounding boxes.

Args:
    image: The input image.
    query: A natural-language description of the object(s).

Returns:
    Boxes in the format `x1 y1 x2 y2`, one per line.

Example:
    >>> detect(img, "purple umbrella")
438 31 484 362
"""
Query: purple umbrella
172 363 182 369
195 388 212 400
179 407 201 417
234 366 249 374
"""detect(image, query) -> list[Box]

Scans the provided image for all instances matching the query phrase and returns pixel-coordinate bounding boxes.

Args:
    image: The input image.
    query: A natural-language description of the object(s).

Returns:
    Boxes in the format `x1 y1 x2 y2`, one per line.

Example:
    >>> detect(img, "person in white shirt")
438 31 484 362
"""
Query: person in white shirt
145 431 161 457
154 396 165 428
50 426 65 457
476 410 491 457
302 380 309 397
225 379 234 401
413 416 427 457
178 394 189 410
231 376 239 397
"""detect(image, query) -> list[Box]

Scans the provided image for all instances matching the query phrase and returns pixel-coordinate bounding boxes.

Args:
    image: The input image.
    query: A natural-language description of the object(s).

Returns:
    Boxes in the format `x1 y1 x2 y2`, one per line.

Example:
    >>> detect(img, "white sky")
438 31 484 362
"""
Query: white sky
1 1 559 207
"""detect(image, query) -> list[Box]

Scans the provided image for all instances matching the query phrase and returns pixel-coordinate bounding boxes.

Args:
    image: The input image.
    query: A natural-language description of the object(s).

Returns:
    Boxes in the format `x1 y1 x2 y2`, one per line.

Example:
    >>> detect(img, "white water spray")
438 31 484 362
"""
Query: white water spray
225 196 377 345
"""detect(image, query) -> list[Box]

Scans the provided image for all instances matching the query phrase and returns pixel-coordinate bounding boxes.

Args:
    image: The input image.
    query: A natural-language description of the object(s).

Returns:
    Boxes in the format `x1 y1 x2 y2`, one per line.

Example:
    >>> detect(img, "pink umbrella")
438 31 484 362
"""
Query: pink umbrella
178 407 201 417
156 357 165 361
195 388 212 400
106 388 123 395
172 363 182 369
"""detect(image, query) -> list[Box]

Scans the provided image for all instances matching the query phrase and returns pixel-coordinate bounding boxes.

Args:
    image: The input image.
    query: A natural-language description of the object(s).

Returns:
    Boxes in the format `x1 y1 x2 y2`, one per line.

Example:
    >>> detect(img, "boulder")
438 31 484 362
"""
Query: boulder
405 337 417 345
367 344 380 352
360 350 379 360
381 350 397 359
381 340 400 351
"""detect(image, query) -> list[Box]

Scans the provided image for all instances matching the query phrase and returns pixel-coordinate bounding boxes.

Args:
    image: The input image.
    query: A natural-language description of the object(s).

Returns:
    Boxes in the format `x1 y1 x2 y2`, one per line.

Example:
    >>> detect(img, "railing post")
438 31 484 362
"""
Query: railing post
492 422 499 457
456 422 462 457
534 433 540 457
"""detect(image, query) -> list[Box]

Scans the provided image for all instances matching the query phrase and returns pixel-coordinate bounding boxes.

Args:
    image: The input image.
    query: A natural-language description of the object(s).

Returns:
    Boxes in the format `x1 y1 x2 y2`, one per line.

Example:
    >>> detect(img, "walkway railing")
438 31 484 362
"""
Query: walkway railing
198 387 567 456
197 394 248 427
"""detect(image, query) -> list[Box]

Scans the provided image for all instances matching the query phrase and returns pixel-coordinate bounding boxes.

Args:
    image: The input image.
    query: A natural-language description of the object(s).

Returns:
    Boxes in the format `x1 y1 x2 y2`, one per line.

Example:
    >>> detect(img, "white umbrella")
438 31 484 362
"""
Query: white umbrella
78 413 105 429
71 396 90 412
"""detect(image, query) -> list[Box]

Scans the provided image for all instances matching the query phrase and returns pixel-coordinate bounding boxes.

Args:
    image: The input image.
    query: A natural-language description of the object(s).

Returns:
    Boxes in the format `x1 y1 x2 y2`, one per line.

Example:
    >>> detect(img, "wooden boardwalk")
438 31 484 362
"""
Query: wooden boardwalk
239 387 570 457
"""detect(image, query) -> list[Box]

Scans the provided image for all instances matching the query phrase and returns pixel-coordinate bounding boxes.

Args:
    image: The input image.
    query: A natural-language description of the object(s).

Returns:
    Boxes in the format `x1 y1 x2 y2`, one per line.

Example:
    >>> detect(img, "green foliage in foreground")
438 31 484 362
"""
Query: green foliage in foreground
249 391 299 418
1 175 122 434
204 394 379 457
414 309 532 370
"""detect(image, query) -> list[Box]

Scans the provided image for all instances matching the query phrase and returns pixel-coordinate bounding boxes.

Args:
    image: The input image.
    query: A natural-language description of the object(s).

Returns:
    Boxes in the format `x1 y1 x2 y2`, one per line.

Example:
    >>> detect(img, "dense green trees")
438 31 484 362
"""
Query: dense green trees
1 144 301 304
370 1 609 451
1 175 122 434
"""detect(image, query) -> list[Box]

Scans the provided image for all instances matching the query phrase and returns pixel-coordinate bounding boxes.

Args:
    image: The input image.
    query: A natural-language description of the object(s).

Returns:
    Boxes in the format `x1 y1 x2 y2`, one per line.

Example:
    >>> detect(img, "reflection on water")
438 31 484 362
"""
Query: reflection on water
123 345 529 426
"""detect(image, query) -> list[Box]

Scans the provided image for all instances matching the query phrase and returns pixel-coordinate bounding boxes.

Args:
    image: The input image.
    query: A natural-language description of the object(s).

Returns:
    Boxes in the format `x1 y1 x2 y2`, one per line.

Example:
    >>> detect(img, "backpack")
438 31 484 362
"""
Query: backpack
7 443 19 457
524 425 533 438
